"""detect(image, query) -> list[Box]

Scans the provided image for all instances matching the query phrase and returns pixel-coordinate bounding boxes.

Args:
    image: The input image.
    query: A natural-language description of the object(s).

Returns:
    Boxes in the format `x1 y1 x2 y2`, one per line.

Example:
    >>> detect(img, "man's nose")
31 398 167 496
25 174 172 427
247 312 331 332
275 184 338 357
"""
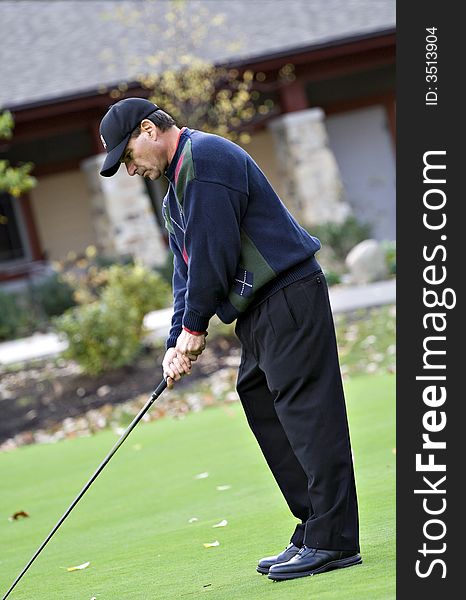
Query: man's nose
126 161 137 176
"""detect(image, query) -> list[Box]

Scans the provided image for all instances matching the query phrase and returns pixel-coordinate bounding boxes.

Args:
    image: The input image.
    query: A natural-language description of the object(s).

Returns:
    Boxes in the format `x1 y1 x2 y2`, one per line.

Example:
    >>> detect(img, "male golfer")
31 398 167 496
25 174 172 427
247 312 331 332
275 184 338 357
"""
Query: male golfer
99 97 361 581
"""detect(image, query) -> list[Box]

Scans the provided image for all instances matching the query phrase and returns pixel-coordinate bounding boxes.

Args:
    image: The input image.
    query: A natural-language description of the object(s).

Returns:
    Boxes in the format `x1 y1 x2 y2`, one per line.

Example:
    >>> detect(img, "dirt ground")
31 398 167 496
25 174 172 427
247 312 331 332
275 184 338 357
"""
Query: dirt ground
0 336 241 445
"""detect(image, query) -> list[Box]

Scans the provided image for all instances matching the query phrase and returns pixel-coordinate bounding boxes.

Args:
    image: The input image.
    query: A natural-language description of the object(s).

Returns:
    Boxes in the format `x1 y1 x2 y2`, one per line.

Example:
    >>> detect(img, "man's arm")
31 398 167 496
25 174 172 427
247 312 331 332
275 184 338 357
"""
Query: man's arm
164 234 206 387
180 178 246 332
166 235 189 349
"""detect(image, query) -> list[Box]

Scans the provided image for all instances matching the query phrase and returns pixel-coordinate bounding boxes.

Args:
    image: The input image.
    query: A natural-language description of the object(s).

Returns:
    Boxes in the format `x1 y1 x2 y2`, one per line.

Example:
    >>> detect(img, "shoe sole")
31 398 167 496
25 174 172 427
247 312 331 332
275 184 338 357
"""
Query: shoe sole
268 554 362 581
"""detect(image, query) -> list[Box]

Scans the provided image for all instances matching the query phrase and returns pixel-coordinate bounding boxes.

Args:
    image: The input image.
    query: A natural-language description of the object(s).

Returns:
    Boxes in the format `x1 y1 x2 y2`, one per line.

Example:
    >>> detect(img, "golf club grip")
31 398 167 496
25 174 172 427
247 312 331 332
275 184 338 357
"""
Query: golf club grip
152 377 168 398
2 378 167 600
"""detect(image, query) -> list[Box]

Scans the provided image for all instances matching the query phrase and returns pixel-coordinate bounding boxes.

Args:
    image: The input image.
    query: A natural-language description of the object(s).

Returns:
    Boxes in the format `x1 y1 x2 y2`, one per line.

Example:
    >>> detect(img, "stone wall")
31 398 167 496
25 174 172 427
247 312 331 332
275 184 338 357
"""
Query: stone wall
81 155 167 267
268 107 351 226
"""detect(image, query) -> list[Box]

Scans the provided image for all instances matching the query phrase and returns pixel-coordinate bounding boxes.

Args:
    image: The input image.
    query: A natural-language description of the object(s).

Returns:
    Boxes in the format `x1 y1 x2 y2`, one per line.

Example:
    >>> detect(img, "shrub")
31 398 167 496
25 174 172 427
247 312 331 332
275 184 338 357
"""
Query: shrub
103 262 171 320
55 298 141 375
33 272 76 317
381 240 396 275
0 289 42 341
310 216 372 262
54 246 134 306
0 290 23 340
322 269 341 286
54 262 171 374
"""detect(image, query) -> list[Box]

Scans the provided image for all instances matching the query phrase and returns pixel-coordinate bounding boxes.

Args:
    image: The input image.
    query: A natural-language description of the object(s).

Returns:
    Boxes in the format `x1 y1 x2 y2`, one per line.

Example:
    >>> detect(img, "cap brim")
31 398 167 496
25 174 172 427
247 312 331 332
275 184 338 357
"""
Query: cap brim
99 134 131 177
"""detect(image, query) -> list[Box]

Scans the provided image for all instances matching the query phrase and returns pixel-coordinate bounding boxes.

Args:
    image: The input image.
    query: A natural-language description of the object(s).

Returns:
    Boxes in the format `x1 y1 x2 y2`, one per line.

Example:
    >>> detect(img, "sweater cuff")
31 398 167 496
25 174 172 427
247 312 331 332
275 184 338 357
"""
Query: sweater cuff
183 309 210 334
183 326 206 336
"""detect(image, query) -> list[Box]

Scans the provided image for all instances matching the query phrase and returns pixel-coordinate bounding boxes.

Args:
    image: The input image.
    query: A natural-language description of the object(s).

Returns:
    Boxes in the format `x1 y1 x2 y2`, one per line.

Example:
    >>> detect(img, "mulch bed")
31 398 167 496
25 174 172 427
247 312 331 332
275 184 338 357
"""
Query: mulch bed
0 336 241 447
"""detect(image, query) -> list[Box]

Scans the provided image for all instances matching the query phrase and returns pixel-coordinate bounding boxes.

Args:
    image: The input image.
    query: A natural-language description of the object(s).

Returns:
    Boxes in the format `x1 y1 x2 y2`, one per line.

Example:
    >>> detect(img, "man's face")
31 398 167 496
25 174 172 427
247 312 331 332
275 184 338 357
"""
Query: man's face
120 129 167 180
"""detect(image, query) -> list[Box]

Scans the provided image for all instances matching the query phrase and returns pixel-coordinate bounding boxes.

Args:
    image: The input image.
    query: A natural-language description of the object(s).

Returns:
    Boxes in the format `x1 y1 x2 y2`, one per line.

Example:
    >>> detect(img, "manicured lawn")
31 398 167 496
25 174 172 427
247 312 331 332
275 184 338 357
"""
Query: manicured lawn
0 374 395 599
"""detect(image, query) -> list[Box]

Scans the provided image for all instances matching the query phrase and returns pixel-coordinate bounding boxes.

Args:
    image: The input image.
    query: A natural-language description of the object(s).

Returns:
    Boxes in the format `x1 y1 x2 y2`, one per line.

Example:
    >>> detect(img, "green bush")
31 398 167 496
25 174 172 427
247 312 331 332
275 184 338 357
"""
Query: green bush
54 262 171 374
381 240 396 275
322 269 341 286
0 289 42 341
33 272 76 317
311 216 372 262
0 290 23 340
55 298 141 375
56 248 133 306
103 262 171 320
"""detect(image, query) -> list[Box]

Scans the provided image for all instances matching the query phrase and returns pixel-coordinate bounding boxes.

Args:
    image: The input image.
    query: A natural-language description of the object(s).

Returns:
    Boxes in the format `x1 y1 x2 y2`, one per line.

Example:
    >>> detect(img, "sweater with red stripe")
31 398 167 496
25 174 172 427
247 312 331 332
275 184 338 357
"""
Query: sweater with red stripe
162 127 321 349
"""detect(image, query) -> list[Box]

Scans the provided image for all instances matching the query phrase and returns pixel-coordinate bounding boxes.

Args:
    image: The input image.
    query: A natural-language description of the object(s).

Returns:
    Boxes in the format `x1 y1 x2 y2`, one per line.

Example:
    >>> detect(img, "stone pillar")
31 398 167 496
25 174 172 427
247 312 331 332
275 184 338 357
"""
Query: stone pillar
268 108 351 226
80 154 167 267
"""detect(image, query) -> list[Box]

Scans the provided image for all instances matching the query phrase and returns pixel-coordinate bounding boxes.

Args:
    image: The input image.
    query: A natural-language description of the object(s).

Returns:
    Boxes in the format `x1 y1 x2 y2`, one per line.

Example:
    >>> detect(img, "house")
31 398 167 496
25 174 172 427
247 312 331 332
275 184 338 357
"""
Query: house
0 0 395 284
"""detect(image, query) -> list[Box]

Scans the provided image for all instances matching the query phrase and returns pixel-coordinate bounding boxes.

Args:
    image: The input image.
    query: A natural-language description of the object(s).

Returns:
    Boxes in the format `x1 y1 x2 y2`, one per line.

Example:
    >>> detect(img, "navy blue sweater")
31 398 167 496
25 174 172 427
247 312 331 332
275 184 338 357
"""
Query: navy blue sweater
163 128 321 349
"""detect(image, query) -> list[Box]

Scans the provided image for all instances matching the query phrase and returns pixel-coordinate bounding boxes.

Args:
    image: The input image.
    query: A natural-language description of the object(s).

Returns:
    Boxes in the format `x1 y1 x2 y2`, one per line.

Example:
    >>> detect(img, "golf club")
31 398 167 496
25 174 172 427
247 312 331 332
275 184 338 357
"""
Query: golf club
2 377 167 600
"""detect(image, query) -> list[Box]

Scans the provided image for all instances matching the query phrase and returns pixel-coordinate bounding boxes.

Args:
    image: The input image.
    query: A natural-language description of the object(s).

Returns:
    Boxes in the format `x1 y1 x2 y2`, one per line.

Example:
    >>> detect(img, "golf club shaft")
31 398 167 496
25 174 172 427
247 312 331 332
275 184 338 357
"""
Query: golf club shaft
2 378 167 600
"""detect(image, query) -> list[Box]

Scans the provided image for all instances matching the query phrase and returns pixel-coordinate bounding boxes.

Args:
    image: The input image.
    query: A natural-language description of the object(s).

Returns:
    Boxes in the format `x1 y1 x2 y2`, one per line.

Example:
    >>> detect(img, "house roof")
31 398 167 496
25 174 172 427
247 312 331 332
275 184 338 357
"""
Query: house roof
0 0 395 110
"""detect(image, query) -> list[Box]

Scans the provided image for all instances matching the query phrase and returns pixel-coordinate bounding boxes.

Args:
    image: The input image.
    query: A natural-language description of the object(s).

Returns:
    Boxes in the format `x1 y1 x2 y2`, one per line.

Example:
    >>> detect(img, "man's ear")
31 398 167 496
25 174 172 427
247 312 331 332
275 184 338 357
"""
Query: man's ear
140 118 157 138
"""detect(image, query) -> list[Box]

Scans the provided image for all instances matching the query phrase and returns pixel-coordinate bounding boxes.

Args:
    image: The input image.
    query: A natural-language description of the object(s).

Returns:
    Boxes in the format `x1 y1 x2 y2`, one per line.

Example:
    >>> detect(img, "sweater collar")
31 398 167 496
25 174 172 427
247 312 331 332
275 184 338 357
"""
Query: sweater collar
165 127 189 181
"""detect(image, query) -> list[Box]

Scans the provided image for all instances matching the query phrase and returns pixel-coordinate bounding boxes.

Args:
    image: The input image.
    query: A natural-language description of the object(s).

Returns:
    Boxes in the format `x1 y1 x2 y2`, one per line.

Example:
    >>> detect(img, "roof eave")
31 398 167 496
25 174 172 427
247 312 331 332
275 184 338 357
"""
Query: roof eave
6 26 395 114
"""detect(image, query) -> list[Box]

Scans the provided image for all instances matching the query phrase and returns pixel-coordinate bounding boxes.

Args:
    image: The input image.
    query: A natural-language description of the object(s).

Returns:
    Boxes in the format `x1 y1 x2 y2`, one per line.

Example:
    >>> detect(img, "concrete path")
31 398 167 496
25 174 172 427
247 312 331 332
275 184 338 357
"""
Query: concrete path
0 279 395 367
329 278 396 313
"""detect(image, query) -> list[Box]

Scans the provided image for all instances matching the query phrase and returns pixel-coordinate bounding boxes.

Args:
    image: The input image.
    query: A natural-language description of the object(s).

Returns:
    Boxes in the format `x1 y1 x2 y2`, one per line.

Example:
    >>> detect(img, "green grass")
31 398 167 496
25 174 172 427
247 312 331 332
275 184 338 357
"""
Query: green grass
335 305 396 377
0 374 395 599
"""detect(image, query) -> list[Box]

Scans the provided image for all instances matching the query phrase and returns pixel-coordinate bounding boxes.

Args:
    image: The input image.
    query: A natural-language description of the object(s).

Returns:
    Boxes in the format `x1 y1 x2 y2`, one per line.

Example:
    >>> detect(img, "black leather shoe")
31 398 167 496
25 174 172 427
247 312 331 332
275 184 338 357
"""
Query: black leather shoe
268 546 362 580
256 543 301 574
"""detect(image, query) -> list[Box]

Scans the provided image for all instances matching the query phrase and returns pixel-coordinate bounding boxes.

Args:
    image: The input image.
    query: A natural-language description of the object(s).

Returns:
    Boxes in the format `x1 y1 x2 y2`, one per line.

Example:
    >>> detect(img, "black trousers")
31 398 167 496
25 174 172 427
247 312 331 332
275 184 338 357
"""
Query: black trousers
235 271 359 551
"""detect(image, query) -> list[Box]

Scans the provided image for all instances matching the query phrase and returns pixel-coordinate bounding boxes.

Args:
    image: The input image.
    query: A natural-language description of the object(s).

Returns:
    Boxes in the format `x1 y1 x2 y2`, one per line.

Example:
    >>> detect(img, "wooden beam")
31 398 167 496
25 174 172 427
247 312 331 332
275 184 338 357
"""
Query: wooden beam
294 47 395 84
240 33 395 73
279 79 309 112
90 118 104 155
19 193 44 261
32 159 83 177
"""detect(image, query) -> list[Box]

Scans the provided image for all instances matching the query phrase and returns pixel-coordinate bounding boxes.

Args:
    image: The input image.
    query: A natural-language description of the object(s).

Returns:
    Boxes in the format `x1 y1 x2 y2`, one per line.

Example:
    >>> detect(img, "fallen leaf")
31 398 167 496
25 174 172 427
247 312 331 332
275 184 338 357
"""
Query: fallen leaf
194 472 209 479
212 519 228 528
66 561 90 572
188 517 199 523
203 541 220 548
216 485 231 491
9 510 29 521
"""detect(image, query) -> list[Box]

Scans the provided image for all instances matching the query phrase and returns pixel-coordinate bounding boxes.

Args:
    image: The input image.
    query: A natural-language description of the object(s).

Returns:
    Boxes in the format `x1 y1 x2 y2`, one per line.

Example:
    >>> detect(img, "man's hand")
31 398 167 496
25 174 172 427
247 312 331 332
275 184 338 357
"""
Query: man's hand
162 331 206 389
162 347 192 389
176 329 206 361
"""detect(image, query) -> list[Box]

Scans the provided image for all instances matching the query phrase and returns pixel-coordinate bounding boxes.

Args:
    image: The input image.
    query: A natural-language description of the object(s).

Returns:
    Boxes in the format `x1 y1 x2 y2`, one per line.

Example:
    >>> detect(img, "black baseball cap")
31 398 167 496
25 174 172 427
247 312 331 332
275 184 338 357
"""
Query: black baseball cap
99 98 160 177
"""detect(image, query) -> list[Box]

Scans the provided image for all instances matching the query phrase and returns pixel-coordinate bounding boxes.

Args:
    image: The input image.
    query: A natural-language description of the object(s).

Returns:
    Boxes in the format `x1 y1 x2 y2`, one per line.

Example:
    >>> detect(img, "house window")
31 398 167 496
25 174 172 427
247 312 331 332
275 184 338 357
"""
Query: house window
0 193 29 263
